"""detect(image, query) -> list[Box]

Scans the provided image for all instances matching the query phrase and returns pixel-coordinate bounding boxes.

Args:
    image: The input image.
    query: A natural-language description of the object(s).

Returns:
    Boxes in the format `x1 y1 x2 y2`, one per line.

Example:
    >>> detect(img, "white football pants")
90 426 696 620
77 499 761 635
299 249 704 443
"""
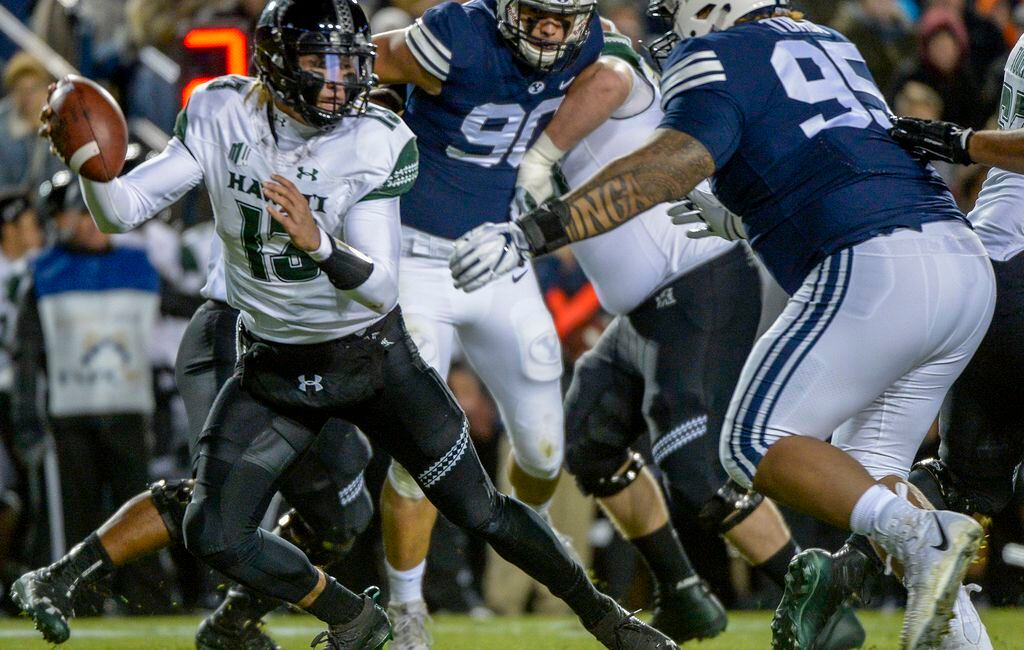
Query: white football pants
389 228 565 500
721 220 996 488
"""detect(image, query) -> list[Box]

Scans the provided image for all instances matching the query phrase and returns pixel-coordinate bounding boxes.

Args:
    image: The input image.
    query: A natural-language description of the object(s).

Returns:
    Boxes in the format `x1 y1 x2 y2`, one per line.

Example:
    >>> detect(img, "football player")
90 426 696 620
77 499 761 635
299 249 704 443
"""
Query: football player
508 29 866 648
764 32 1024 650
449 2 995 648
368 3 702 647
29 1 676 649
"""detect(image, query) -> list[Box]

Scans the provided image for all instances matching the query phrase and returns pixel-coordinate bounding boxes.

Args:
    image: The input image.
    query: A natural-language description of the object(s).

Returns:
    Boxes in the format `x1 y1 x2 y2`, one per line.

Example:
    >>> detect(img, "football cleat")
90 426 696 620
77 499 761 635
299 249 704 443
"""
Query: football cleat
587 595 680 649
938 585 992 650
650 576 727 643
872 507 982 649
771 548 868 650
11 567 75 644
386 599 431 650
195 584 282 650
310 586 391 650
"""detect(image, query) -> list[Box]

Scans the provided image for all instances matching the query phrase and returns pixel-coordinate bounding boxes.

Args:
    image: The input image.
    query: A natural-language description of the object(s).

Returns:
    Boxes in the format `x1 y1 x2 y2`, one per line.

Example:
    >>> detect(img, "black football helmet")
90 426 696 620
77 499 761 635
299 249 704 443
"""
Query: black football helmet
254 0 377 129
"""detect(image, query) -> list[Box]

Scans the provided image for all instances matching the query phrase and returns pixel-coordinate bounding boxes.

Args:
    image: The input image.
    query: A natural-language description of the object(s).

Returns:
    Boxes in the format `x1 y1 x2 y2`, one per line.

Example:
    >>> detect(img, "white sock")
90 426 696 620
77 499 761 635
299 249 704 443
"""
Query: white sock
386 560 426 605
849 484 900 535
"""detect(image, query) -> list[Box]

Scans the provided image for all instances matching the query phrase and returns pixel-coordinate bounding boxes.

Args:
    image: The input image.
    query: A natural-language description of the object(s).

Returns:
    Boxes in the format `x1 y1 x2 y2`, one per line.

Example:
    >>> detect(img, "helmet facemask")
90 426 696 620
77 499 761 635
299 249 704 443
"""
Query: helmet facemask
255 0 378 130
497 0 595 72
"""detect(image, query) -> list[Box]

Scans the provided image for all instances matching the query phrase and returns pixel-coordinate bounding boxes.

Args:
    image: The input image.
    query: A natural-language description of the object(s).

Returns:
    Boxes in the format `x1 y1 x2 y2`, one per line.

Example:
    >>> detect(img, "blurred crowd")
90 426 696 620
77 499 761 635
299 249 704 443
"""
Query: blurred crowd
0 0 1019 621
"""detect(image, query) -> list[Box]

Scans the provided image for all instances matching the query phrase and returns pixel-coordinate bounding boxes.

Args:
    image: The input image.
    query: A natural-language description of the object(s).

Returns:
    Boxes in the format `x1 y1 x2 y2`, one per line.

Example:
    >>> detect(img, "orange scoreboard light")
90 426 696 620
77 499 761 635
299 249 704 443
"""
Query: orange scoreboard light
180 27 249 106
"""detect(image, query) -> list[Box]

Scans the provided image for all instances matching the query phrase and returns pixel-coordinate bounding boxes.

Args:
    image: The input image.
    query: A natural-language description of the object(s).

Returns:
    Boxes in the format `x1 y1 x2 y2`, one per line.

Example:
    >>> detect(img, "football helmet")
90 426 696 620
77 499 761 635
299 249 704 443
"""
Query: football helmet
647 0 789 68
254 0 377 129
496 0 597 71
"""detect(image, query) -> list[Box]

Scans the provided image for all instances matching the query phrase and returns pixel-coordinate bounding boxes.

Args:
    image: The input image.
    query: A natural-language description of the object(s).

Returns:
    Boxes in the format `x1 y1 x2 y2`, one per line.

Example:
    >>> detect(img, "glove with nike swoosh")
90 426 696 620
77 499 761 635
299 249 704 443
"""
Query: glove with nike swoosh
667 182 747 240
889 116 974 165
449 221 531 293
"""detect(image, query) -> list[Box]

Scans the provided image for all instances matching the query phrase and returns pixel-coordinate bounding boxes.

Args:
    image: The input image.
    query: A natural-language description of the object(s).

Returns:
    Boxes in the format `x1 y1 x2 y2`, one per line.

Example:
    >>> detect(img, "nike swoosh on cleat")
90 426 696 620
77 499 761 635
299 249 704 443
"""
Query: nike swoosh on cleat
932 514 950 552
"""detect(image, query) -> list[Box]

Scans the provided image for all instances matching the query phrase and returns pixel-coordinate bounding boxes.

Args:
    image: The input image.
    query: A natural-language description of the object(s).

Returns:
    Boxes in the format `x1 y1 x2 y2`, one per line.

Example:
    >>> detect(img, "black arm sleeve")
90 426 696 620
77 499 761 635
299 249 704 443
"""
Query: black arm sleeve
318 236 375 291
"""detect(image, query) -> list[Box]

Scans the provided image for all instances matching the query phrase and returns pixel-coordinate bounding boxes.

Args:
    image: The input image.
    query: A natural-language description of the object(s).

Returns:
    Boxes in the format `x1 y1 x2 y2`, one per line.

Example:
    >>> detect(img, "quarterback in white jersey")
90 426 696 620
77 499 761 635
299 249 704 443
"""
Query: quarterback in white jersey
30 2 676 649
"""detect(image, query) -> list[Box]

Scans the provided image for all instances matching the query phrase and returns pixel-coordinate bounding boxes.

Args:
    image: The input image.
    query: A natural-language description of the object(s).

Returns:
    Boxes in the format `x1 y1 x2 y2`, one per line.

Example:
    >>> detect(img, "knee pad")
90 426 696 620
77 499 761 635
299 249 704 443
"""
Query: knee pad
149 478 194 545
508 402 564 481
569 448 645 498
387 461 426 500
910 458 1009 516
697 479 764 534
276 508 355 567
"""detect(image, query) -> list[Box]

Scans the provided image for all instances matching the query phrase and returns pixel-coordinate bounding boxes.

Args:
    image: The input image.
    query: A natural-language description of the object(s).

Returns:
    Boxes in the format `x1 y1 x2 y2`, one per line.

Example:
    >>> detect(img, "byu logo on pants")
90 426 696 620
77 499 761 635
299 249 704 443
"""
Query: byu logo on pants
298 374 324 393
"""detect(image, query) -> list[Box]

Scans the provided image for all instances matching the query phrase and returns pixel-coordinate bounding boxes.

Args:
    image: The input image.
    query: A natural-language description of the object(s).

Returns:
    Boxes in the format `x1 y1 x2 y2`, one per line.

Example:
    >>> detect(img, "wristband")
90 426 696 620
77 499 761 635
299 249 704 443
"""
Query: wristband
316 234 374 290
516 198 573 255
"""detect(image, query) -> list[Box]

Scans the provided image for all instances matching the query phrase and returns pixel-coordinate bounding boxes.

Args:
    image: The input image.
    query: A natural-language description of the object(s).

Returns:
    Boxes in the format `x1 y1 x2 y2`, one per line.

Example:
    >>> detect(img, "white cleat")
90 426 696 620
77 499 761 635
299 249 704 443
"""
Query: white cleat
872 506 983 650
387 599 432 650
938 585 992 650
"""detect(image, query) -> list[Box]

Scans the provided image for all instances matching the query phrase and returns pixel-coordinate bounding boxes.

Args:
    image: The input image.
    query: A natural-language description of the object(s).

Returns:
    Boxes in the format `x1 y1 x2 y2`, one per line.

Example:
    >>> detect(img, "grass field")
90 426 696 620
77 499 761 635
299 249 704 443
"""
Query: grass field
0 609 1021 649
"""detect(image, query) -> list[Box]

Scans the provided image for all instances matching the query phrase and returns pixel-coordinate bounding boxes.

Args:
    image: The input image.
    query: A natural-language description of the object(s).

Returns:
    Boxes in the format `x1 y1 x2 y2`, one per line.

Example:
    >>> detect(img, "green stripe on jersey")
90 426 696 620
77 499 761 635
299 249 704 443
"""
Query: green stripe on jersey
360 138 419 201
601 33 643 72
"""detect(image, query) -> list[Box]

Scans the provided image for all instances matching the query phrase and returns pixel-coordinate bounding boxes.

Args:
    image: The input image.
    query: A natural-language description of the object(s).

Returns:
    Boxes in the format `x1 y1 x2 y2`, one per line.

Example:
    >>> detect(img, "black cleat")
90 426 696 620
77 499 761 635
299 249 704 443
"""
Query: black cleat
196 584 283 650
11 568 75 644
649 576 728 643
310 587 391 650
587 595 680 649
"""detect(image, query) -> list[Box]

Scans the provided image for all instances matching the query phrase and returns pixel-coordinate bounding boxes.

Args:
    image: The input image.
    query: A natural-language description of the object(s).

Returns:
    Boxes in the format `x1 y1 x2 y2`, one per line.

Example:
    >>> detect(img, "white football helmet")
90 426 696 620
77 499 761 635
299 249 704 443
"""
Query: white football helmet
647 0 789 67
496 0 597 71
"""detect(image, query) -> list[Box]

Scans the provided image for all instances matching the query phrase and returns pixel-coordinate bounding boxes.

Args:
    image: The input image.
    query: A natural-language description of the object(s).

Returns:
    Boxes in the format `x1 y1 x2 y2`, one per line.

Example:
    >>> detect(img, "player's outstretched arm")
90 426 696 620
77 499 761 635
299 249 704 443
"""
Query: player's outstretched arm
516 56 635 211
450 128 714 291
963 129 1024 174
78 140 204 234
891 115 1024 173
372 29 443 96
521 127 716 251
263 175 399 313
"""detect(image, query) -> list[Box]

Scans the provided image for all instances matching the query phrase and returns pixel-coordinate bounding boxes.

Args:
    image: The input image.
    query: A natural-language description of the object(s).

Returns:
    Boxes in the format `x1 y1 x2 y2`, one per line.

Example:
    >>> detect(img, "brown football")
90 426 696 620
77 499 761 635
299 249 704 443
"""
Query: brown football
46 75 128 182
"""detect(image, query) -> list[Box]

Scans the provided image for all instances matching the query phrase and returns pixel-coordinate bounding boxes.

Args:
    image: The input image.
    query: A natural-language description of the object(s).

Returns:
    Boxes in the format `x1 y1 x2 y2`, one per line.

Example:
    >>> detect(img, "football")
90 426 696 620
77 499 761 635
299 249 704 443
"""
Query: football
46 75 128 182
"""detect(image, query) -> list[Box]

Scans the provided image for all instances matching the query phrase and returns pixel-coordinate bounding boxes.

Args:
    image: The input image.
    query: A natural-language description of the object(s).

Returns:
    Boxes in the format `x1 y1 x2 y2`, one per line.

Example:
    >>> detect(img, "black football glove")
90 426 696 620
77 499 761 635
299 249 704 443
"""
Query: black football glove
889 116 974 165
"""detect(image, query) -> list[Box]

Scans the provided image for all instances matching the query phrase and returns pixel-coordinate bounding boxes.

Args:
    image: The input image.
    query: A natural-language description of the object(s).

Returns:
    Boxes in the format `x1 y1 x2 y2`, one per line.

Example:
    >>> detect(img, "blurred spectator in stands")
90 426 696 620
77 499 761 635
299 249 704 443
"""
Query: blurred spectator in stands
893 79 945 120
791 0 841 24
0 0 36 65
977 0 1020 49
0 53 61 195
0 191 40 597
11 172 159 609
892 8 986 128
534 248 606 363
929 0 1007 80
832 0 915 95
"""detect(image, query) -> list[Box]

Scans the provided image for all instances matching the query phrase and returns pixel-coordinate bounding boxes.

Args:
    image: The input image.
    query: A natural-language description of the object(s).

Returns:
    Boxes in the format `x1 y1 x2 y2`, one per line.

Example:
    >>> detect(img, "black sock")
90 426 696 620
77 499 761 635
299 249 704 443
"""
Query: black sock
755 538 800 588
561 573 613 629
305 577 364 625
53 533 116 589
631 523 697 593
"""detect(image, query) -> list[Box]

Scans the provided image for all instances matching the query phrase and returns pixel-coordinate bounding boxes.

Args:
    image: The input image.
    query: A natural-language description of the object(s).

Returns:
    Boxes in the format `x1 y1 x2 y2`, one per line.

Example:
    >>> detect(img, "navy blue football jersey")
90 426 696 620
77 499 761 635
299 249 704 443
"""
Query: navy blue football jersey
401 0 603 240
658 16 965 294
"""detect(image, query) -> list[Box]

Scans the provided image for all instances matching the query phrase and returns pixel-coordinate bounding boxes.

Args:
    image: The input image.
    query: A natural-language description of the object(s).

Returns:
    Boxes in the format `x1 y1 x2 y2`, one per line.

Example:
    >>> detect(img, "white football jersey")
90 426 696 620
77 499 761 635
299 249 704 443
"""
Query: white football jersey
83 75 418 343
969 36 1024 262
560 35 735 315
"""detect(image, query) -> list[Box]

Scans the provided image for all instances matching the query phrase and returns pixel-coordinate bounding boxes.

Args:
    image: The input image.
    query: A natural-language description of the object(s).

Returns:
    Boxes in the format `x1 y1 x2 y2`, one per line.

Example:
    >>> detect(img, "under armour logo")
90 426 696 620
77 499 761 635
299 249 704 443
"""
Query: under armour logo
380 337 394 348
297 166 319 181
298 374 324 393
655 287 677 309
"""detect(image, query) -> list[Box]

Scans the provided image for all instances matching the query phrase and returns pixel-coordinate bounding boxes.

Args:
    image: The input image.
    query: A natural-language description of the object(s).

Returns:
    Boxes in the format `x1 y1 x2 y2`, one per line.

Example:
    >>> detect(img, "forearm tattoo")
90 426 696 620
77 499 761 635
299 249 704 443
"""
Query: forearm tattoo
562 130 716 242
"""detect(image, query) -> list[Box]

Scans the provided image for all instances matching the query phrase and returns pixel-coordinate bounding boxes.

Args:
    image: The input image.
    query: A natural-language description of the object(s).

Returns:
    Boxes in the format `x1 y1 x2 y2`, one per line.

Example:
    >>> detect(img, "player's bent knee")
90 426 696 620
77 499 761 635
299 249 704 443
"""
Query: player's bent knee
149 478 194 545
697 480 765 534
387 461 426 500
276 507 361 566
509 426 564 481
910 458 1009 516
567 444 644 498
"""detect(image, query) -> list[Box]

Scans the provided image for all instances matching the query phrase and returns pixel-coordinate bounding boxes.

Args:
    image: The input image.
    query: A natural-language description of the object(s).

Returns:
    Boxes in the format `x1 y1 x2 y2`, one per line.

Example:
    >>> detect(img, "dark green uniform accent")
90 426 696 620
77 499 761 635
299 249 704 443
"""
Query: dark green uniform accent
360 138 419 202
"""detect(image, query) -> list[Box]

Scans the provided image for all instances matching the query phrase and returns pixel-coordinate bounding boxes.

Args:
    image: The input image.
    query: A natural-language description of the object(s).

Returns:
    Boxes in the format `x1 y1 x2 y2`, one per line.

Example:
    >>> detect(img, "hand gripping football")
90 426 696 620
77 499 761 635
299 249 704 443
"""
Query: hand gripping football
45 75 128 182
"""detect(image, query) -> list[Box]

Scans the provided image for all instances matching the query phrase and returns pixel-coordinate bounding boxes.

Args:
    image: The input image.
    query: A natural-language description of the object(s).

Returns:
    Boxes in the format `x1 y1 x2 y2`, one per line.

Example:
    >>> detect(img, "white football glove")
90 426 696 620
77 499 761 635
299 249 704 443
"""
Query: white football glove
668 182 747 241
513 133 565 218
449 221 531 293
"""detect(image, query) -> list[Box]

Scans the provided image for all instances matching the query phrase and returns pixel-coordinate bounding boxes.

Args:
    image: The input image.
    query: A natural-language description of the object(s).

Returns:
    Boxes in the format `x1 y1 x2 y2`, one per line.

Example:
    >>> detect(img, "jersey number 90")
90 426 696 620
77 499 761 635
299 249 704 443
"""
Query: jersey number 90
449 98 563 167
